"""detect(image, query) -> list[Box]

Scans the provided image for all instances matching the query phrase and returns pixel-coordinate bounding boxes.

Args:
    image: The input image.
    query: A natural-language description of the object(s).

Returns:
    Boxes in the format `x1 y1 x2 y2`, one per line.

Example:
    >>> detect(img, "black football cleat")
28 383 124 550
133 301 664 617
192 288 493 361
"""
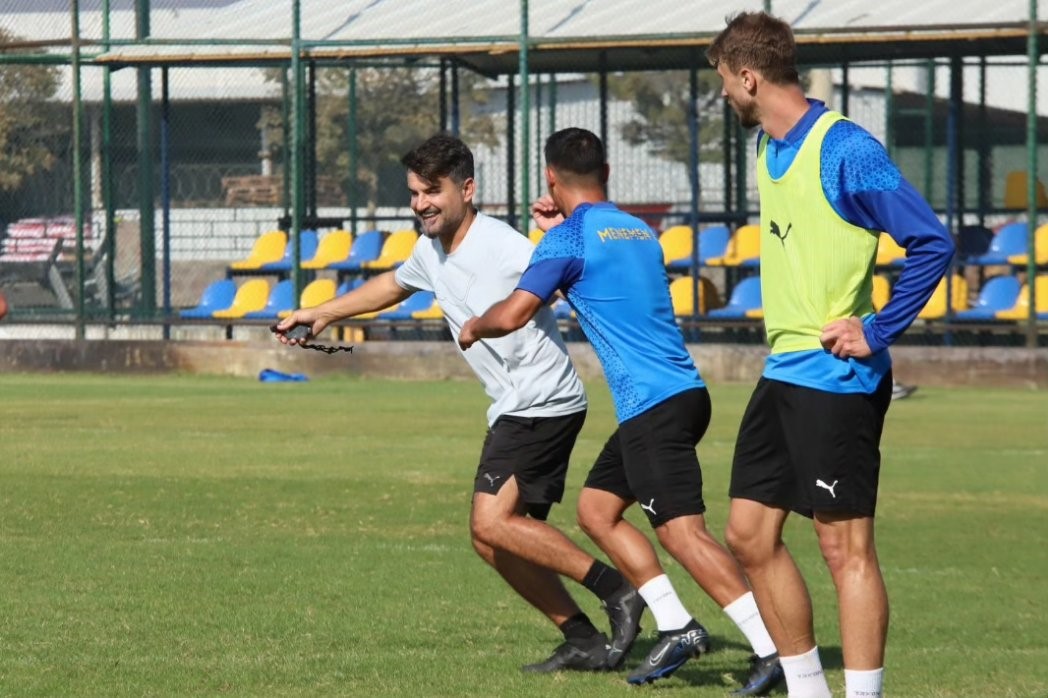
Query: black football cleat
602 585 646 670
521 632 611 674
626 620 711 685
732 653 785 696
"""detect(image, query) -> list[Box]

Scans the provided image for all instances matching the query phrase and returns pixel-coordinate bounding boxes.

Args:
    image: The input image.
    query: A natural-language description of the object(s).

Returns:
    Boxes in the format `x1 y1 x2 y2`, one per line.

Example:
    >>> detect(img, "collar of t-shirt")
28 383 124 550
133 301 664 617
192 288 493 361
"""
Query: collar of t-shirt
761 98 829 179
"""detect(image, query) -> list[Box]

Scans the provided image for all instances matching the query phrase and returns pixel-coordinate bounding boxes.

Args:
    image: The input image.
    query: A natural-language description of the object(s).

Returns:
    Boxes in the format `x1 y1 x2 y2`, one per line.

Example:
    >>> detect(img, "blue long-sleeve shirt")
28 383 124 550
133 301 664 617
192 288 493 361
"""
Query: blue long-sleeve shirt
761 100 954 392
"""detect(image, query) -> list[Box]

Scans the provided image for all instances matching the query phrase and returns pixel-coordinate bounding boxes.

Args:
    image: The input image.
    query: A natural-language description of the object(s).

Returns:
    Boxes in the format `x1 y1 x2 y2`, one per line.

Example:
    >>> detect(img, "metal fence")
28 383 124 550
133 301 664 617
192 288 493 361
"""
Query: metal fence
0 2 1045 347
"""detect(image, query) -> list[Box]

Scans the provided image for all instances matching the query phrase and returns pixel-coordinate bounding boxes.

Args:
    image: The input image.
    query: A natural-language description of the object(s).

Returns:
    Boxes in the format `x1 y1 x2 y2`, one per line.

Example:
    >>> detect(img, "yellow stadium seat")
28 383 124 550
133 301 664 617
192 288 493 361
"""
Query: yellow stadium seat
875 233 906 267
411 301 444 320
529 228 545 246
1006 223 1048 266
706 224 760 267
277 279 337 319
212 278 270 319
362 230 418 270
917 274 969 320
995 276 1048 319
659 225 693 266
668 275 722 316
228 230 287 270
872 274 891 311
745 308 764 319
301 230 353 270
1003 170 1048 210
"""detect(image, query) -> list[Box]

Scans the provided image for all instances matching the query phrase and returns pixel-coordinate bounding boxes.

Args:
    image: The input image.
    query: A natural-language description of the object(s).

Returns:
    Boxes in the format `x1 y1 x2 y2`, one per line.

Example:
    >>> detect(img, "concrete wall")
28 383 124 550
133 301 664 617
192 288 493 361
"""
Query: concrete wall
0 339 1044 389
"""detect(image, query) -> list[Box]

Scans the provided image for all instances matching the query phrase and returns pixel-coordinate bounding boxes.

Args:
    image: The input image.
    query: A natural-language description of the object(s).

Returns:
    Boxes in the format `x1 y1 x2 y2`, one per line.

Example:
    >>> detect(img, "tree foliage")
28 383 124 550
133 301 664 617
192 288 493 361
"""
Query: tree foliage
607 70 725 170
0 29 65 192
260 64 498 212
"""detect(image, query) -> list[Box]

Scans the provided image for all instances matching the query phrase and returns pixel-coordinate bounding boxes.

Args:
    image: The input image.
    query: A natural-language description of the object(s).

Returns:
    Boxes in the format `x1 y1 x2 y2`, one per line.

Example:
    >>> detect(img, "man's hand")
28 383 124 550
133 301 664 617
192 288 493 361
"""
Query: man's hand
819 316 872 359
273 309 327 345
458 317 481 350
531 195 564 232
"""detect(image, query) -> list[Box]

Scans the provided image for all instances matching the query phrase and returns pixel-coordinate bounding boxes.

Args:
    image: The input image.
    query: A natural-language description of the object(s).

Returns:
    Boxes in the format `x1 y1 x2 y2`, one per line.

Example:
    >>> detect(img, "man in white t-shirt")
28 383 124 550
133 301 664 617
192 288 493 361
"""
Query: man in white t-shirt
275 134 646 673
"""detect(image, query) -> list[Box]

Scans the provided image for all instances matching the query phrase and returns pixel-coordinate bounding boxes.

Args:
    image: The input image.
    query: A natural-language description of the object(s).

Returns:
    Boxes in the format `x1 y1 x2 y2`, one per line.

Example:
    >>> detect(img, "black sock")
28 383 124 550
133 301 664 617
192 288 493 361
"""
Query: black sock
559 612 600 642
581 559 626 601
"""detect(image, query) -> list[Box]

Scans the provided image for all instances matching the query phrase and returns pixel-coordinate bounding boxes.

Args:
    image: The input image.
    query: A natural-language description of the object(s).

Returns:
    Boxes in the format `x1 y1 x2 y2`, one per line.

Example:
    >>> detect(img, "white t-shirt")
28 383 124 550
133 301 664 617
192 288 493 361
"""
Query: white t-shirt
395 212 587 426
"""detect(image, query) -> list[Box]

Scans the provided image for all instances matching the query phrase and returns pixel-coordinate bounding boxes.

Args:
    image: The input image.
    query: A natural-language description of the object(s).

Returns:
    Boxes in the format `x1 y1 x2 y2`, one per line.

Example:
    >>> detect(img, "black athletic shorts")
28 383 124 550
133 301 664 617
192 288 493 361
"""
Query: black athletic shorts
474 409 587 521
729 373 893 518
584 387 711 528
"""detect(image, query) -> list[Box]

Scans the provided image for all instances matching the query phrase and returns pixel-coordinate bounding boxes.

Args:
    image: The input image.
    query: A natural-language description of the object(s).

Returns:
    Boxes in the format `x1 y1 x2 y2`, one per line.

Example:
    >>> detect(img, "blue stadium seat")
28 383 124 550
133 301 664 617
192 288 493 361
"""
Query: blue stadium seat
706 276 762 319
336 278 365 296
243 279 295 319
329 230 383 274
953 275 1021 321
551 298 574 319
260 229 319 273
966 222 1027 265
377 290 435 320
698 225 731 265
180 279 236 318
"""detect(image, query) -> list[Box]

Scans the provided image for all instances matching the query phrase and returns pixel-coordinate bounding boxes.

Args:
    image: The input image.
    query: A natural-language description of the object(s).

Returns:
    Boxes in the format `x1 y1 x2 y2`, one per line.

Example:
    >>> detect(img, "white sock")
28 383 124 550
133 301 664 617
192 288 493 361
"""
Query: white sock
780 646 832 698
637 574 693 631
722 592 778 658
845 668 883 698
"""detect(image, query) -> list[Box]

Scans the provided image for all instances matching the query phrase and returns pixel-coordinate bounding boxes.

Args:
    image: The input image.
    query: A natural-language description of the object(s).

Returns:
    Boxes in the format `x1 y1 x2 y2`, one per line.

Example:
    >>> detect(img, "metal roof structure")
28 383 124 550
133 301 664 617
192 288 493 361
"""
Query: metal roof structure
26 0 1039 72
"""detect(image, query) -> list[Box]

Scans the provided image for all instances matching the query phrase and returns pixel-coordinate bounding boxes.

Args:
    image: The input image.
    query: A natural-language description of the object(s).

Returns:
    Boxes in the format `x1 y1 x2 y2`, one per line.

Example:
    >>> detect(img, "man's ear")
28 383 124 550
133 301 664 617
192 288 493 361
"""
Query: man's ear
740 67 758 95
462 176 476 203
545 166 557 189
601 163 610 186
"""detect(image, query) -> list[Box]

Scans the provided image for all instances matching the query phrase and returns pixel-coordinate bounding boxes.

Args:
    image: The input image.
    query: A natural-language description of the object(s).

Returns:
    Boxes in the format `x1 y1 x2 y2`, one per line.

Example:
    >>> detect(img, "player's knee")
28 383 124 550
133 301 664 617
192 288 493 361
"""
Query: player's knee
725 520 766 567
576 498 610 540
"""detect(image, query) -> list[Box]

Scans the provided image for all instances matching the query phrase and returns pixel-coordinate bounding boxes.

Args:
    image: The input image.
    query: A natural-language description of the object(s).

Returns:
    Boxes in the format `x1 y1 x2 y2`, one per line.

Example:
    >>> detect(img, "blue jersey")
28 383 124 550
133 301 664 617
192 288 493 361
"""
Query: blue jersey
516 202 703 423
760 99 954 394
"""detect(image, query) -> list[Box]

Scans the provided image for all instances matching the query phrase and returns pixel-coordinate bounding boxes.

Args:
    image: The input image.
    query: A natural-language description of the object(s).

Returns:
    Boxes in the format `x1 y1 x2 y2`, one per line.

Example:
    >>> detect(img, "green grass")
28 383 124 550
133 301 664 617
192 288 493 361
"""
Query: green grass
0 373 1046 697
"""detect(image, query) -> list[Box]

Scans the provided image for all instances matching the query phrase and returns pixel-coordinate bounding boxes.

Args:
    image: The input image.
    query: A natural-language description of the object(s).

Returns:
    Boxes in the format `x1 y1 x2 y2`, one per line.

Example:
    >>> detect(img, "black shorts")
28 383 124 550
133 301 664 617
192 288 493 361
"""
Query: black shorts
584 388 711 528
729 374 893 518
474 410 586 520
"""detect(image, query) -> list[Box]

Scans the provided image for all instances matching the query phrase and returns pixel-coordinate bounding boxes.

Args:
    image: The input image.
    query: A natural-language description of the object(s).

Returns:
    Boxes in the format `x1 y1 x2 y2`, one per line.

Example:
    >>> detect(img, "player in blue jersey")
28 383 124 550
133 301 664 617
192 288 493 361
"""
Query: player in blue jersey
459 128 783 694
709 12 955 698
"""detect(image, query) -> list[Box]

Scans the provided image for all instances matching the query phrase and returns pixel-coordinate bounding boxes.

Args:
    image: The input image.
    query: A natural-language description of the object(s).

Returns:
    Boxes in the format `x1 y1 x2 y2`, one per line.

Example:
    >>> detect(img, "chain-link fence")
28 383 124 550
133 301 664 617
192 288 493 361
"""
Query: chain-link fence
0 3 1045 346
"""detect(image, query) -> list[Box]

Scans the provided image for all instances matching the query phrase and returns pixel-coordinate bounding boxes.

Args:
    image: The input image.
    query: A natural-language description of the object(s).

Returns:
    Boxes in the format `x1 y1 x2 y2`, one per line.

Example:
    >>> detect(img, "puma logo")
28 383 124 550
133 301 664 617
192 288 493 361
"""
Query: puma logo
483 473 501 486
640 498 657 516
816 479 839 498
770 220 792 247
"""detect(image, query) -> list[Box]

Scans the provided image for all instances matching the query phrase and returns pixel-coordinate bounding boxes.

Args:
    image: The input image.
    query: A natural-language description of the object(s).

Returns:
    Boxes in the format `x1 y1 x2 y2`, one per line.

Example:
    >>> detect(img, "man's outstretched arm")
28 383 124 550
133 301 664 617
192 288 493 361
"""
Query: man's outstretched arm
458 290 544 350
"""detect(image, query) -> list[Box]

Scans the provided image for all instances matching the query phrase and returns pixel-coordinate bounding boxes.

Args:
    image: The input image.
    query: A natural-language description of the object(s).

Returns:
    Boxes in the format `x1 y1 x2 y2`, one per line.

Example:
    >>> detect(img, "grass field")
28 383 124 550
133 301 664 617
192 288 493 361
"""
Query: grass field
0 373 1046 697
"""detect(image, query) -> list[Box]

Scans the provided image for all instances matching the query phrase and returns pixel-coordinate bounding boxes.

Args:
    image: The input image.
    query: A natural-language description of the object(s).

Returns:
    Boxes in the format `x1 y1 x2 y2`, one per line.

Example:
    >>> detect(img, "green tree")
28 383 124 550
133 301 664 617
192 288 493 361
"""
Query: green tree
0 29 65 193
607 70 724 176
261 64 498 214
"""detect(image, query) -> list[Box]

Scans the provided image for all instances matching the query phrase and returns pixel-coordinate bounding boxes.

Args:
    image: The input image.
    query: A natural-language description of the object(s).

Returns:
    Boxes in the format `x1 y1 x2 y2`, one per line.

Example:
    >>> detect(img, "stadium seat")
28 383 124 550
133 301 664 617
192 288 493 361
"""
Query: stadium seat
967 222 1027 266
957 225 994 260
659 225 693 268
211 278 270 319
378 291 436 320
706 224 760 268
329 230 384 274
995 275 1048 320
668 275 721 316
301 230 353 270
953 275 1022 320
529 228 545 246
872 274 891 312
411 299 444 320
228 230 286 271
875 232 906 268
362 230 418 271
706 276 762 318
1003 170 1048 210
277 278 338 320
698 225 731 265
336 278 365 296
917 274 968 320
261 229 319 273
180 279 237 319
243 279 295 319
1006 223 1048 266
